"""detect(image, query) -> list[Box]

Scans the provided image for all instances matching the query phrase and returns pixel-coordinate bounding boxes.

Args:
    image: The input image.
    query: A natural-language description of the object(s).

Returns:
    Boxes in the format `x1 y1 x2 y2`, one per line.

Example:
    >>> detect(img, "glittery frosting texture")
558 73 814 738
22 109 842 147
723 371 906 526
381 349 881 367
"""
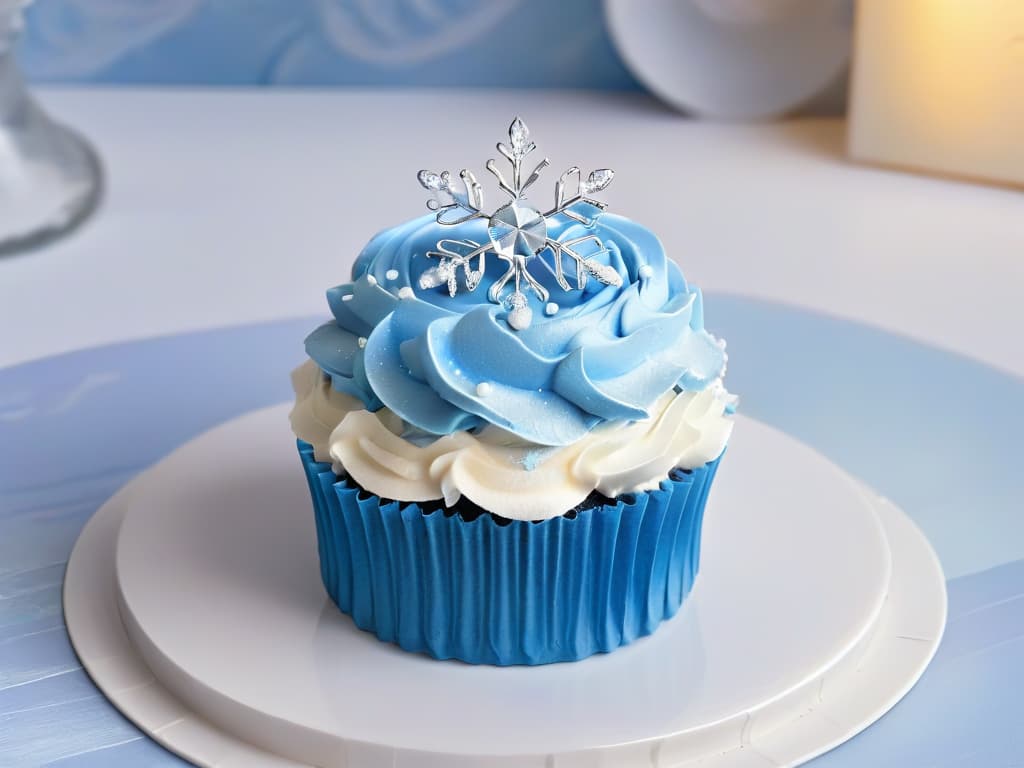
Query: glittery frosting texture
304 212 726 446
299 440 721 666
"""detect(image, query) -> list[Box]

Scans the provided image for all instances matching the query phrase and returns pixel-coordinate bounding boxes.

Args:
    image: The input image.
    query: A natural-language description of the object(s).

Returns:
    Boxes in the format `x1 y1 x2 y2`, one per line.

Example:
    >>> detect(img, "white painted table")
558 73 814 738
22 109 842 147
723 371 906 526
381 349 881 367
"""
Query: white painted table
2 88 1022 376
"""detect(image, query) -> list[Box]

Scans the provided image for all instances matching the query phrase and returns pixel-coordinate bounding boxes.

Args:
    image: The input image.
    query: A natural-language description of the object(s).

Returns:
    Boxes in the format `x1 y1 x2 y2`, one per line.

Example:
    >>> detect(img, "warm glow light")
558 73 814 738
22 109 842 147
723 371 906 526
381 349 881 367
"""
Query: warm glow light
849 0 1024 187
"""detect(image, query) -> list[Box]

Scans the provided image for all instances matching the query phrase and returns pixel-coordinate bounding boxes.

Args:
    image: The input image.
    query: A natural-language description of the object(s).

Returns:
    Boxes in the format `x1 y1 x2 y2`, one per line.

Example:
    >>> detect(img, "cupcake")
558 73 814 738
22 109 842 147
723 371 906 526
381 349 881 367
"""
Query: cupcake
291 118 733 665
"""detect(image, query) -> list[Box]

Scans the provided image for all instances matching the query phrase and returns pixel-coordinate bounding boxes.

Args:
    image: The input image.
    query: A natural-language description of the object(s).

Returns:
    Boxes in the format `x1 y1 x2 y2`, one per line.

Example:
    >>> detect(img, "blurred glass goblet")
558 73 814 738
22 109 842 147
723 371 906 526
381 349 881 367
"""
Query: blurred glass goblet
0 0 101 255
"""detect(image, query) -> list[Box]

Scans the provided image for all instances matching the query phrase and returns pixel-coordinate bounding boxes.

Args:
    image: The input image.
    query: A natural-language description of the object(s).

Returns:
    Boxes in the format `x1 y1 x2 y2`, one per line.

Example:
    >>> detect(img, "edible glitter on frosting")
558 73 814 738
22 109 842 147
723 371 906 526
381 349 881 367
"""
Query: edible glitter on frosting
303 211 727 446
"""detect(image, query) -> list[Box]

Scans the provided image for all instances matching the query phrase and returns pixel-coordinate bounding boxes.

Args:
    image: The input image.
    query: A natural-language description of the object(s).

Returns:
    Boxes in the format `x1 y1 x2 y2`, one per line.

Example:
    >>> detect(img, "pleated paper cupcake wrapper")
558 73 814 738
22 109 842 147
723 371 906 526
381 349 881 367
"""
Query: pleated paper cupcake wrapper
298 440 722 666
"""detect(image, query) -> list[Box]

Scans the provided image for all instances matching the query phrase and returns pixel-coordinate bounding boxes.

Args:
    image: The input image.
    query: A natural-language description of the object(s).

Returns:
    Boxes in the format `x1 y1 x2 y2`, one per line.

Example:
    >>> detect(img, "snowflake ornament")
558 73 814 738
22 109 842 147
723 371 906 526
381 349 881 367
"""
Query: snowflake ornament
416 117 621 330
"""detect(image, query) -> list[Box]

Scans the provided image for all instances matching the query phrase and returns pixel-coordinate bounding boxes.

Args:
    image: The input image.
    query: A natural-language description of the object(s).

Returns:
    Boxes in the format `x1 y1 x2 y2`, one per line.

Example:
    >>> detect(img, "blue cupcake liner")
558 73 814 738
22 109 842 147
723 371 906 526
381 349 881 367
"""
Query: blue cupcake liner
297 440 721 665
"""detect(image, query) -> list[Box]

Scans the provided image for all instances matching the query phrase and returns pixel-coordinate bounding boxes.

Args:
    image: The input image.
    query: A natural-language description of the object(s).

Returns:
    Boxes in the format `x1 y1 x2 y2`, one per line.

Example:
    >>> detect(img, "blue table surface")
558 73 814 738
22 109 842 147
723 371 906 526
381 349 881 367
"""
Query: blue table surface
1 295 1022 767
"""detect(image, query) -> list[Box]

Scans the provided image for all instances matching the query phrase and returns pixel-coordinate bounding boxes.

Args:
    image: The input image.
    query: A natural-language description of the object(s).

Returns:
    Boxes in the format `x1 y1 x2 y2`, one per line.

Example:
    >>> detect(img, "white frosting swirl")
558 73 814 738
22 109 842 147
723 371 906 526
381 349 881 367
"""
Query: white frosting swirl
290 360 733 521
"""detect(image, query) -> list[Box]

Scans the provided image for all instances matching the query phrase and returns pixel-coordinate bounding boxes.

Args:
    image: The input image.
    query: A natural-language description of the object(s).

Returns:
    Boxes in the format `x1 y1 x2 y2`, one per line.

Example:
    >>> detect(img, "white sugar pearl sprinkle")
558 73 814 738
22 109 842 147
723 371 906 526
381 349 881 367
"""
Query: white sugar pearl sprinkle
341 294 354 302
385 269 399 281
366 275 378 286
638 265 654 279
544 302 559 316
398 286 415 299
357 337 367 348
476 382 493 397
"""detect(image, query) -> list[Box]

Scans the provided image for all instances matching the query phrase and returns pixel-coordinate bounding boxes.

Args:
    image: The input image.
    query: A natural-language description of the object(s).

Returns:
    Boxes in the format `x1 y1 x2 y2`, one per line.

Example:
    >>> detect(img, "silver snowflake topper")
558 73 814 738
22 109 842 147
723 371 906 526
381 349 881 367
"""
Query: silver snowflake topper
416 117 621 330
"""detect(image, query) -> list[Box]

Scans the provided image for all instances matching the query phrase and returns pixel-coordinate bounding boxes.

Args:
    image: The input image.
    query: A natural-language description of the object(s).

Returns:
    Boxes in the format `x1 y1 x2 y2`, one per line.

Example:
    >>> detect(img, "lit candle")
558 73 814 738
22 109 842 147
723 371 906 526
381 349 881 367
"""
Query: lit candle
849 0 1024 187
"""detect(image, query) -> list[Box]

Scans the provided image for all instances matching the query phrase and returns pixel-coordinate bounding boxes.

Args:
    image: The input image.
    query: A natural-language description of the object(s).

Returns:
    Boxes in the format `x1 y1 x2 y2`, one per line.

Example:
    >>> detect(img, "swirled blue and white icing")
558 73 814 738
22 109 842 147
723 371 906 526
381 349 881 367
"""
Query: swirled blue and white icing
293 211 734 518
304 212 728 447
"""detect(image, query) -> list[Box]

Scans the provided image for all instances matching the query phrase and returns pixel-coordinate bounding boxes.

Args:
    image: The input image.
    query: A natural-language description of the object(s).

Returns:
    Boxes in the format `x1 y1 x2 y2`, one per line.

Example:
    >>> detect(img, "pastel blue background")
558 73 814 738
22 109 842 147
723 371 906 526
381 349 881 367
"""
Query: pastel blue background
1 296 1022 765
18 0 639 88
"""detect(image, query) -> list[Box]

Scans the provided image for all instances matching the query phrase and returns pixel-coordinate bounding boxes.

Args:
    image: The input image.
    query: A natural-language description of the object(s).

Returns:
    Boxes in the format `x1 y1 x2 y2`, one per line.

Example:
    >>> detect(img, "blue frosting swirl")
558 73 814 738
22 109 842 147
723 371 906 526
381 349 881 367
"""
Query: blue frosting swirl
305 213 725 446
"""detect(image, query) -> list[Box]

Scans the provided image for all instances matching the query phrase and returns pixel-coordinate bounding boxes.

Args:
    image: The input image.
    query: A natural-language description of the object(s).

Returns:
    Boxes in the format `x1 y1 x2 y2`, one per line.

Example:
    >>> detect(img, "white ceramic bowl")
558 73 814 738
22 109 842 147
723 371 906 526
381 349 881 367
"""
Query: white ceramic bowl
604 0 853 120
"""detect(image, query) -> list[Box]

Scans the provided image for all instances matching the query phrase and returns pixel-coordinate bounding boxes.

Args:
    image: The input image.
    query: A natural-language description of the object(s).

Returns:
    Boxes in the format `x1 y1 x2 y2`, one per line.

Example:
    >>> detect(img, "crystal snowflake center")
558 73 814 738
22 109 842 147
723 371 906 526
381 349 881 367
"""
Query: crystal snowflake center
487 201 547 259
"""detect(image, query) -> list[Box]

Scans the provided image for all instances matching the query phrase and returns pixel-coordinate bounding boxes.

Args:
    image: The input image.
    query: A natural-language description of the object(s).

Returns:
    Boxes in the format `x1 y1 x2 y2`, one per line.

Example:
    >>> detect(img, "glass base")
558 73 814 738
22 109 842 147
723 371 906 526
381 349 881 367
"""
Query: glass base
0 50 102 256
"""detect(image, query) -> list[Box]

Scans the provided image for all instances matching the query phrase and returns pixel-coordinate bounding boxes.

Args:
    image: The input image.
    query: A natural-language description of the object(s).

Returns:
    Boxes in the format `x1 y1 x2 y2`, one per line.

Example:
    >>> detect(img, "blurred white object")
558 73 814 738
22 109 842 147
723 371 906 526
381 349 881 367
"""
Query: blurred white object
0 0 101 255
604 0 853 120
849 0 1024 188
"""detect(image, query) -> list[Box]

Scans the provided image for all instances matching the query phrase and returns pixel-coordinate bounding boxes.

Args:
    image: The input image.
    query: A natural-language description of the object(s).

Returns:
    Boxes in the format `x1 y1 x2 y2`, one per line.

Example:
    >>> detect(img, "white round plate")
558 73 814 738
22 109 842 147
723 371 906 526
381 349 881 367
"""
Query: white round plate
604 0 853 119
65 406 945 767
